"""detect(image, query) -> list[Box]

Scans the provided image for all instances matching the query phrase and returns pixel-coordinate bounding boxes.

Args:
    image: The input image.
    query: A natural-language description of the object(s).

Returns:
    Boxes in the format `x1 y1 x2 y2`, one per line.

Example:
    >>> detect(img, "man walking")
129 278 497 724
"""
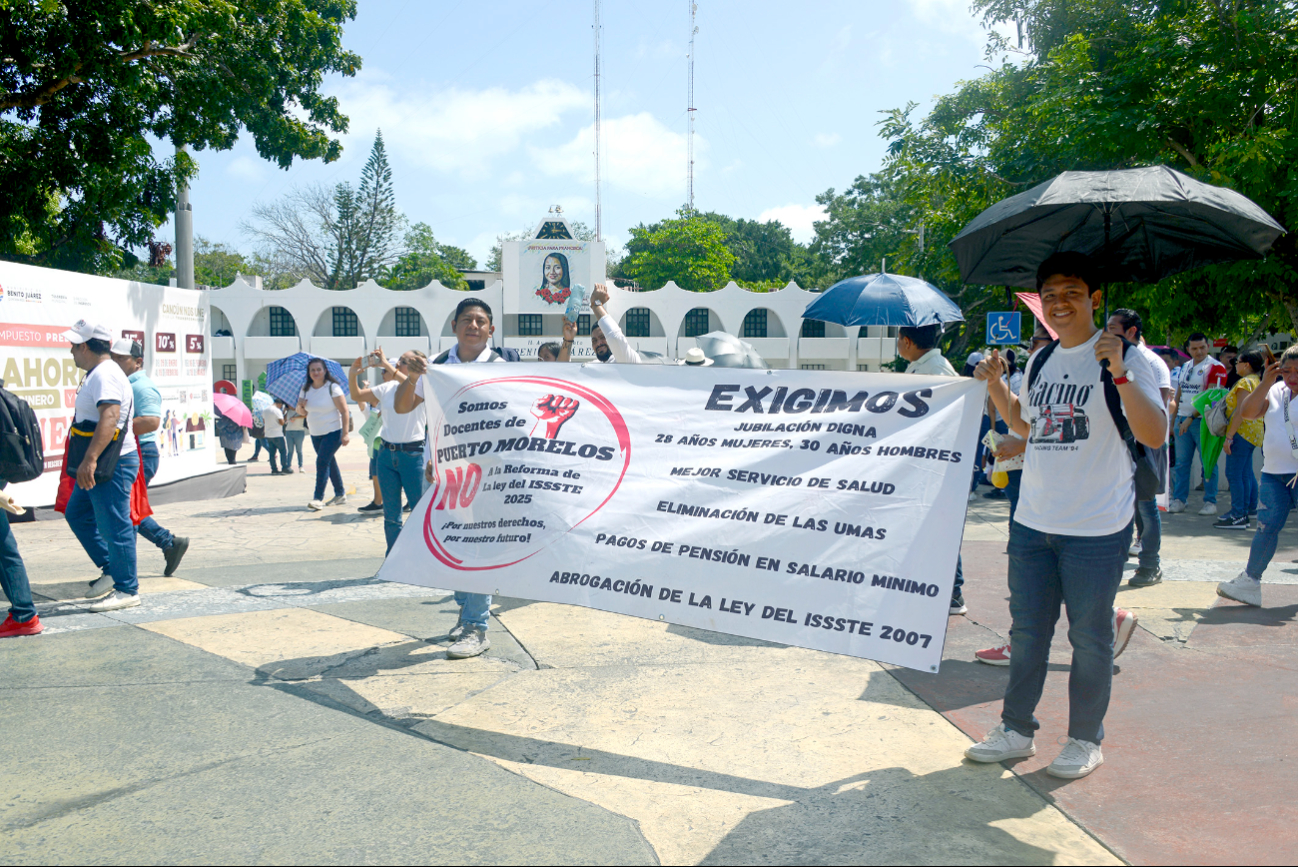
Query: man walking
65 321 142 612
1106 311 1172 586
895 323 968 616
1170 333 1227 515
394 298 502 660
967 253 1165 779
108 338 189 580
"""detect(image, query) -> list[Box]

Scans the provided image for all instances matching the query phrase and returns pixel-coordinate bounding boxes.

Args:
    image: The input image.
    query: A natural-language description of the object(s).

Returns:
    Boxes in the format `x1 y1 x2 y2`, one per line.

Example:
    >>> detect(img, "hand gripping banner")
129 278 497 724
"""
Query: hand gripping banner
377 364 987 672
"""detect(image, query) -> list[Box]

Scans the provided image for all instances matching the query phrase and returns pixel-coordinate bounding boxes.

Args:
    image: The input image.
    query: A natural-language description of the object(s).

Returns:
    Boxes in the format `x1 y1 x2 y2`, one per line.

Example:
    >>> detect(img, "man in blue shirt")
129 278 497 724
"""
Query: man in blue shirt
111 339 189 576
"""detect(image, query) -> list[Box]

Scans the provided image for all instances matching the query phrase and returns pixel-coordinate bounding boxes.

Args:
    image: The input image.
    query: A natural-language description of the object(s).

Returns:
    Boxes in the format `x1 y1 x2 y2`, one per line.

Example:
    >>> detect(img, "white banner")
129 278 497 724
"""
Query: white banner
0 262 217 506
379 364 985 672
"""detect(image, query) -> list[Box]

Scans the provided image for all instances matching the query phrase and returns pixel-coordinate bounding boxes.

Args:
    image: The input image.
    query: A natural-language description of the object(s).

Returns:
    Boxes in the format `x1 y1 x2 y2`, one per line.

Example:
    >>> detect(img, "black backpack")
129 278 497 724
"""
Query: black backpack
0 383 44 483
1027 338 1164 500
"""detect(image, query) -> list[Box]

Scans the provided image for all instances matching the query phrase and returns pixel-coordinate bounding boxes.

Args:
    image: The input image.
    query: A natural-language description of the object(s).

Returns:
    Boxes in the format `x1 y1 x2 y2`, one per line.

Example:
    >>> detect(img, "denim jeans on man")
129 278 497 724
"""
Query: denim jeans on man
284 429 306 469
0 486 34 623
1133 499 1161 571
1173 421 1218 504
1246 473 1298 578
310 430 345 501
1224 436 1259 519
65 450 140 595
136 441 175 551
376 445 424 553
419 466 491 629
1002 519 1132 743
264 436 287 473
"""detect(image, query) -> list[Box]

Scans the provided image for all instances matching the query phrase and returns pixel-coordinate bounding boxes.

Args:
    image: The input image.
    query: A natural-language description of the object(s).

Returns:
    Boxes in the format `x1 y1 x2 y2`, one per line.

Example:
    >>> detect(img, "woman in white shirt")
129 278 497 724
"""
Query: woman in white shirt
296 358 350 511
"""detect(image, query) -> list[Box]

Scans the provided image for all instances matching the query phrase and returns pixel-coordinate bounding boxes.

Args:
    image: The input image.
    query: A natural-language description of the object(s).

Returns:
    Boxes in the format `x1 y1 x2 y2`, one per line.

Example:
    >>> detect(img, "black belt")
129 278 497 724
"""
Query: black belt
381 440 423 452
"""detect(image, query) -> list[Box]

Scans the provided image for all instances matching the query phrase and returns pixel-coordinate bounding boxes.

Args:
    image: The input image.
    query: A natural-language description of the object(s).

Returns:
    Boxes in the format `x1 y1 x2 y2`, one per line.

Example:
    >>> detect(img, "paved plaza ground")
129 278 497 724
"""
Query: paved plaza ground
3 437 1297 865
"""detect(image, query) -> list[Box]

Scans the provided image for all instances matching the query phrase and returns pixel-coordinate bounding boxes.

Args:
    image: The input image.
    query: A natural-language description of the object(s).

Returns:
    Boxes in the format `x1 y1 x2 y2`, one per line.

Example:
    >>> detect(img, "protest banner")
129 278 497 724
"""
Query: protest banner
0 262 217 506
378 364 986 672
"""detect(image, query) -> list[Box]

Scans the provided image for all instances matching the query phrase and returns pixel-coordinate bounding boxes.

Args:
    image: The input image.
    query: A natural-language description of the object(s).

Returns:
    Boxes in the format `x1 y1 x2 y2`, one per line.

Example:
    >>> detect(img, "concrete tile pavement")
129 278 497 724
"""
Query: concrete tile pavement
4 437 1291 864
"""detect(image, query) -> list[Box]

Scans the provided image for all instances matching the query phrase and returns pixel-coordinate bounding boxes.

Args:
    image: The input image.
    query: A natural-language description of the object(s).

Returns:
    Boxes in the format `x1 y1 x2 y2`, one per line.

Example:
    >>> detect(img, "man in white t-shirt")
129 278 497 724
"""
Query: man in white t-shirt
1169 333 1227 514
967 253 1166 780
262 400 287 474
63 320 142 613
1107 310 1173 587
589 283 647 364
394 298 505 661
1219 348 1298 607
350 349 427 554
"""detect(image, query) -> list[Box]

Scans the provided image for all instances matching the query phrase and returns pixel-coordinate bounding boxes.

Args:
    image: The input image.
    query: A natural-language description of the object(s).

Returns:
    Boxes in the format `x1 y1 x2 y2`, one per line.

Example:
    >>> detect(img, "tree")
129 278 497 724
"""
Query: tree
809 175 918 286
384 223 474 291
878 0 1298 345
245 131 401 290
0 0 360 274
619 210 737 292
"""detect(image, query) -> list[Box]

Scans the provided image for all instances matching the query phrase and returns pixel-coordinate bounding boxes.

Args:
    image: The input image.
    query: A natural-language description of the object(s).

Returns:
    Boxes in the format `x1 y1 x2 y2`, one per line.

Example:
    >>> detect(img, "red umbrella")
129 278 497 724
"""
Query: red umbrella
213 393 253 428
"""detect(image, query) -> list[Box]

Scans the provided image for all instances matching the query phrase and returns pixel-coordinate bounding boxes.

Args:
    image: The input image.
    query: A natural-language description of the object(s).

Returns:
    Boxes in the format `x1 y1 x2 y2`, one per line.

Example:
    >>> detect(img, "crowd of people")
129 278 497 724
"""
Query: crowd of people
0 262 1291 784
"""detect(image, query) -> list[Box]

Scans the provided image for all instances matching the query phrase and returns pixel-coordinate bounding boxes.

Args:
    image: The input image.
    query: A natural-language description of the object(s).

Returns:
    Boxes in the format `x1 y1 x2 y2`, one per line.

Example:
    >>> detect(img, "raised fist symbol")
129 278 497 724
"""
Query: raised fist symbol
530 393 580 439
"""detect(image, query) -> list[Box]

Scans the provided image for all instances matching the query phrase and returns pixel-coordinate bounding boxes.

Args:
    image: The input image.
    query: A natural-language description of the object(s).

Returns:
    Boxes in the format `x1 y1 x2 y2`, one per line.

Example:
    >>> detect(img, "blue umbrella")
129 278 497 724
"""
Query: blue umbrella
265 353 347 407
802 273 964 327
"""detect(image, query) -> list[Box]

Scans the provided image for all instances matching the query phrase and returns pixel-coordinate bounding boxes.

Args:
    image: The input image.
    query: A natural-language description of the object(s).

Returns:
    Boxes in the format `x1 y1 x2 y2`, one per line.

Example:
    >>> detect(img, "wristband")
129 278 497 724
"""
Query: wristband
1111 372 1131 386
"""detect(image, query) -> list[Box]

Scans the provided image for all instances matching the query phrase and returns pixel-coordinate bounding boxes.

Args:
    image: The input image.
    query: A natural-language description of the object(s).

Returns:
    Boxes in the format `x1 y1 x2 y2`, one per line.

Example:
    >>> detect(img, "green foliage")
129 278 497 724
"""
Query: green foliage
810 175 920 285
194 237 250 287
0 0 360 275
384 223 471 291
878 0 1298 346
619 211 737 292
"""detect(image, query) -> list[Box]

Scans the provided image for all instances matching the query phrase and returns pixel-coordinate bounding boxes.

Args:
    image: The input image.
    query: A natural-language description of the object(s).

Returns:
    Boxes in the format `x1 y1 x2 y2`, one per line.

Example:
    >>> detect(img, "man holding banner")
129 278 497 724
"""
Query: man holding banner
395 298 503 659
967 253 1166 779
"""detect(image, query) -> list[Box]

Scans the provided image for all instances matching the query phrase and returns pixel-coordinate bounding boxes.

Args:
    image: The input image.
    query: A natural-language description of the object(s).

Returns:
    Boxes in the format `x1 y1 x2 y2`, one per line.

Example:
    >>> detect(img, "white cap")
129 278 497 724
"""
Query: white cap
680 347 714 367
110 337 143 358
62 319 113 345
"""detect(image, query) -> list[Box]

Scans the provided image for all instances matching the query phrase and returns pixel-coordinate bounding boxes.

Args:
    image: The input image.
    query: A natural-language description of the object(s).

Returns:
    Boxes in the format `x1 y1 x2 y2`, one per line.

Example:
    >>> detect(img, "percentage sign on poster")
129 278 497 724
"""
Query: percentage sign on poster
155 332 176 352
186 334 204 353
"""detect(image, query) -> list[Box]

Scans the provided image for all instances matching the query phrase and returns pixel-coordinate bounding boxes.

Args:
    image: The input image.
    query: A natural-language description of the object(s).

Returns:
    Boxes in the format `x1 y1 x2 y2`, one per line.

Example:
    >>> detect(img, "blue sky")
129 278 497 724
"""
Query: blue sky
170 0 1006 267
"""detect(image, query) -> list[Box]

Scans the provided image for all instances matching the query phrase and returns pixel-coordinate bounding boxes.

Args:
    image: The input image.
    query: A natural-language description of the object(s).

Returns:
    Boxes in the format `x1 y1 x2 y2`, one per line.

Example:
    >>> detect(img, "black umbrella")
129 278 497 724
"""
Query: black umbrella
949 165 1285 288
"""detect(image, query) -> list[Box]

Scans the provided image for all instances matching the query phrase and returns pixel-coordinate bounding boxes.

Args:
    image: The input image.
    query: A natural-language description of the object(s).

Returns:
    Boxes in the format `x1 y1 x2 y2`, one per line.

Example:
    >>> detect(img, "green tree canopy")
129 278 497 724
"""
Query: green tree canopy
878 0 1298 345
618 210 737 292
0 0 360 273
384 223 474 291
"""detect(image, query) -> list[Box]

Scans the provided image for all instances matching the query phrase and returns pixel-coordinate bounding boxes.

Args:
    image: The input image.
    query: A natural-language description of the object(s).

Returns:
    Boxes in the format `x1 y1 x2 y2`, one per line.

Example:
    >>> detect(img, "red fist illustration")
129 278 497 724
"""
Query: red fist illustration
530 393 580 439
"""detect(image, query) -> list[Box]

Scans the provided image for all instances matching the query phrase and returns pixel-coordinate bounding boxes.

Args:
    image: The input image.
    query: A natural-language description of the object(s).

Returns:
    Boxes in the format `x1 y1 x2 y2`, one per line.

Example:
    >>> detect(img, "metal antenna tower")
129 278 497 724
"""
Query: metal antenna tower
593 0 603 240
687 1 697 212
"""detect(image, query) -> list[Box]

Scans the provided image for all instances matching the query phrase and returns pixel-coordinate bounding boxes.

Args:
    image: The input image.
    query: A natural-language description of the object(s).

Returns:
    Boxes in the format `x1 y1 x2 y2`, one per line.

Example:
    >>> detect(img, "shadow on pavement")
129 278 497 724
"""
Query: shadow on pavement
1198 601 1298 628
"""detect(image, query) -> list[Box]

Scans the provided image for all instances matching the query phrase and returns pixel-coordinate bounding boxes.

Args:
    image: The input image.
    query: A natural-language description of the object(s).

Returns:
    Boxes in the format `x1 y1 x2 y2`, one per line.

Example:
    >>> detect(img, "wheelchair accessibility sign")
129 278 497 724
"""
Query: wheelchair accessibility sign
986 312 1020 345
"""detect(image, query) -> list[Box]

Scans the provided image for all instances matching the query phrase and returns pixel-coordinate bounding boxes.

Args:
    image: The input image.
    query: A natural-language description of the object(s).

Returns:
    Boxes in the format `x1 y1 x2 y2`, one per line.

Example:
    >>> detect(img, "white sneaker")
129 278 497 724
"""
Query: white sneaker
1113 607 1137 659
1217 571 1262 607
327 494 348 506
86 570 113 599
1198 503 1218 516
1168 499 1186 514
307 499 324 511
968 490 979 502
964 723 1036 763
1128 538 1142 557
1047 738 1104 779
88 590 141 613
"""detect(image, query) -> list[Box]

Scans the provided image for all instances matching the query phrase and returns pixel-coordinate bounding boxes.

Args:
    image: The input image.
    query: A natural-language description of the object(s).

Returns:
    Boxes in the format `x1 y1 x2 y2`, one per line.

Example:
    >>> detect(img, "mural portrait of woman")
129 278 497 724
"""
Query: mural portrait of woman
535 252 571 306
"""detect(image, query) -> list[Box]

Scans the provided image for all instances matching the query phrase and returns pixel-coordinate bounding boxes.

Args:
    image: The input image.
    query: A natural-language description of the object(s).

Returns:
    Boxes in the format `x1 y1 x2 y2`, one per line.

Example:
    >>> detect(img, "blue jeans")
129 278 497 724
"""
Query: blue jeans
251 438 265 459
1224 437 1259 519
376 446 425 554
953 556 964 600
66 450 140 595
1246 473 1298 578
1173 420 1218 504
1006 469 1022 523
0 487 34 622
455 591 492 630
137 442 175 551
265 436 287 473
310 430 345 501
285 430 306 468
1134 498 1161 571
1002 519 1132 744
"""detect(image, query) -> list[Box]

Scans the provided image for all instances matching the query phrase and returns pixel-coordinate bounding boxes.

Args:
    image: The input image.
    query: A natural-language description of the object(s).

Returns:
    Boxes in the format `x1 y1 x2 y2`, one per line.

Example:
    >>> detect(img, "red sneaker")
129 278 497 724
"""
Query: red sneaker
974 643 1011 665
0 613 42 638
1113 607 1137 660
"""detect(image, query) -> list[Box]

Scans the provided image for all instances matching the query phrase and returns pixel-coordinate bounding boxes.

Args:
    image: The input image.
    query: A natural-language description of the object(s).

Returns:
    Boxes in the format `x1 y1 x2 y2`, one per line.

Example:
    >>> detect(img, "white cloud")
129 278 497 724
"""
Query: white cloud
530 112 699 200
226 155 267 181
758 203 827 244
813 133 841 148
332 74 588 177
